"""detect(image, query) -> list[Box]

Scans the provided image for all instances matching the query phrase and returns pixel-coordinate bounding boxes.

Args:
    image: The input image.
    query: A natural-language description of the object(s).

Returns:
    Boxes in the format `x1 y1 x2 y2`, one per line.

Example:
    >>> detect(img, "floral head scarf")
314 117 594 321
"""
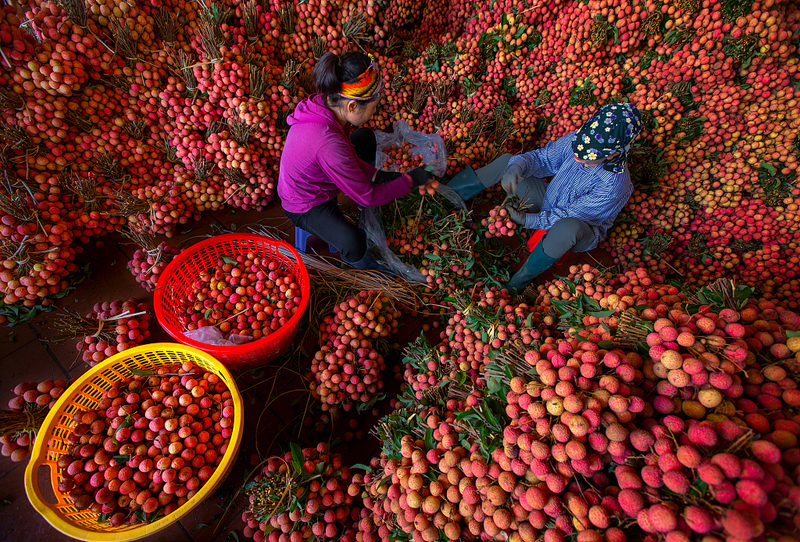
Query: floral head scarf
571 103 643 173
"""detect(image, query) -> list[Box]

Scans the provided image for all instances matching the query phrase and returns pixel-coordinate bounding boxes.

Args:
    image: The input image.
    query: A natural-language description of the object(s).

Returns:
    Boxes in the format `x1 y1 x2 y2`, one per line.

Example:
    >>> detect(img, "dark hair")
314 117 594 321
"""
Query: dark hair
314 51 375 109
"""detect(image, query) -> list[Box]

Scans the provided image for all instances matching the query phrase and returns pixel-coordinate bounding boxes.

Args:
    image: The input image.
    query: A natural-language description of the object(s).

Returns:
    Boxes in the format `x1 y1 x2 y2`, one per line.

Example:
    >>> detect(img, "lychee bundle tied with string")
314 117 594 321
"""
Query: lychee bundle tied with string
481 196 528 239
52 298 151 367
401 334 450 401
481 205 519 238
309 290 401 413
127 240 182 292
1 379 71 462
243 442 360 542
123 223 183 292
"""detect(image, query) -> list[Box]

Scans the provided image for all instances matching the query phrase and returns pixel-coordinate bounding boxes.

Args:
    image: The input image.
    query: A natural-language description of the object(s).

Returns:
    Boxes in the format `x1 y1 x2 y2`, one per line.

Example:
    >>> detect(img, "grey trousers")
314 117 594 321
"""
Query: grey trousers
517 176 597 259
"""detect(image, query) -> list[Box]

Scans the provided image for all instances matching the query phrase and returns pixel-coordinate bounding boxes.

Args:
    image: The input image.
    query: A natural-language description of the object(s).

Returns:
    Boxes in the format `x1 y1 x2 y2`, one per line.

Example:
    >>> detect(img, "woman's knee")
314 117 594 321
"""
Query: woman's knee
337 234 367 262
544 218 595 253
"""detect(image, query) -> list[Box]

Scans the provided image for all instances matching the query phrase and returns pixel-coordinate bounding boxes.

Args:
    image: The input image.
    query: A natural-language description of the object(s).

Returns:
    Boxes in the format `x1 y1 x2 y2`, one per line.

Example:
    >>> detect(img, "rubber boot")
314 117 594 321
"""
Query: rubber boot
506 240 560 294
446 167 484 200
343 249 395 275
446 154 512 200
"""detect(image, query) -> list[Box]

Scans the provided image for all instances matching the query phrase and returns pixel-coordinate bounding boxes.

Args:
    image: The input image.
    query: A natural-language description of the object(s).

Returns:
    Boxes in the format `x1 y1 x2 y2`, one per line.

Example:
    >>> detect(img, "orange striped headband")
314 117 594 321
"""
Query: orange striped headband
339 54 382 101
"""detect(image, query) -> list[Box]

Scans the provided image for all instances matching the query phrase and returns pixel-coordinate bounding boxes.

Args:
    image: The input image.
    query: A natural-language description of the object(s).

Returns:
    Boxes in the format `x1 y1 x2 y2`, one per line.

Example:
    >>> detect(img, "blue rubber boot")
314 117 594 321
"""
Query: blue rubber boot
446 154 512 201
506 241 560 294
446 167 484 200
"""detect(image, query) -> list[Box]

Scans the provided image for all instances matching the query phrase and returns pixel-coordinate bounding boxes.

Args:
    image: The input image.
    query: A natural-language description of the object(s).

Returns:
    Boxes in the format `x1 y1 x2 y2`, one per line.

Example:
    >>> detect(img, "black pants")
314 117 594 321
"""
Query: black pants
285 198 365 261
283 128 376 262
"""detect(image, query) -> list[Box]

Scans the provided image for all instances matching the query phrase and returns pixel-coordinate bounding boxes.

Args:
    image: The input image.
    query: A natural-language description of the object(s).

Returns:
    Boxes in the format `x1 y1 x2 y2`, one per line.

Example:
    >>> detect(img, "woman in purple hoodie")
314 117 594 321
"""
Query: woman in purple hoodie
278 51 433 270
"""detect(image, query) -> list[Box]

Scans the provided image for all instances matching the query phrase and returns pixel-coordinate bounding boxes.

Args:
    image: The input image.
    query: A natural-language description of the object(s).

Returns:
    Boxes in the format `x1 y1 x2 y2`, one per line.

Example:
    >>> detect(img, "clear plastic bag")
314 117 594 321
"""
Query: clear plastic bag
434 183 468 212
184 326 255 346
361 205 427 283
360 184 468 283
375 120 448 177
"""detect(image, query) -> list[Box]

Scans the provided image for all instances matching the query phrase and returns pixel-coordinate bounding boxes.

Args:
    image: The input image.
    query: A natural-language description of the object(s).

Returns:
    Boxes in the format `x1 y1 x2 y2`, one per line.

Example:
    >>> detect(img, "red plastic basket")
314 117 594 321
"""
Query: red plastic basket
154 234 310 370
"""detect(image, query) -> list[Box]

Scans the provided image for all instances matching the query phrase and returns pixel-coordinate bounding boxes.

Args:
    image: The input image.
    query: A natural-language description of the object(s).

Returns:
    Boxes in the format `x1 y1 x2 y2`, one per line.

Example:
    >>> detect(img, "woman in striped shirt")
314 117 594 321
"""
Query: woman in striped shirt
501 103 643 294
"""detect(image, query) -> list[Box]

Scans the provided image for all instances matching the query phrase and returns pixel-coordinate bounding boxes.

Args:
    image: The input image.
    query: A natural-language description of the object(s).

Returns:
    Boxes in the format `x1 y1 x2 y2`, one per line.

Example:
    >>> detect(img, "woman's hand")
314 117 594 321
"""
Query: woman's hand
407 166 434 188
503 204 527 226
372 170 403 185
501 163 524 196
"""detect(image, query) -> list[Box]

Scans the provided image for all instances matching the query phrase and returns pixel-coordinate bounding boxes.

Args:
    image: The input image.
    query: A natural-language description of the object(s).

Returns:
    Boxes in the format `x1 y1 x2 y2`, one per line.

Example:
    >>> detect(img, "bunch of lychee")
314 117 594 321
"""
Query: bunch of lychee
309 291 401 412
243 442 360 542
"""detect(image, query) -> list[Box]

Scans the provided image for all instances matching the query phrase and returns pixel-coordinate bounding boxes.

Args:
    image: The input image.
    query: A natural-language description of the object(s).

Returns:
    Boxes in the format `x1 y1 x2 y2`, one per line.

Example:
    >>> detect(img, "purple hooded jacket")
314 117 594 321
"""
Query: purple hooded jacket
278 95 411 213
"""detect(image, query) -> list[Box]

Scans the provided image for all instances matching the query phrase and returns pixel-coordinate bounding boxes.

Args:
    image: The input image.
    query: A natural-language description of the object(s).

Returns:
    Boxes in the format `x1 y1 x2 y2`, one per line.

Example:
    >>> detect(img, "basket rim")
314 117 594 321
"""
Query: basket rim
153 233 310 355
24 343 244 542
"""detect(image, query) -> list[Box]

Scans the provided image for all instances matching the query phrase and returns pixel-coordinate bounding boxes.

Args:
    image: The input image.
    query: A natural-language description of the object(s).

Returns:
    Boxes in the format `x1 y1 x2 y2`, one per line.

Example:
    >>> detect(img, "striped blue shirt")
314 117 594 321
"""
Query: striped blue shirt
508 132 633 251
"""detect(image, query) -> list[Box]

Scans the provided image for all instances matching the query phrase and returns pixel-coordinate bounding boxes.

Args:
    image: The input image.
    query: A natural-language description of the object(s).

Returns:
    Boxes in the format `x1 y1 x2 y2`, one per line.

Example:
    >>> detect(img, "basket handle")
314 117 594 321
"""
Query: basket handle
24 431 71 530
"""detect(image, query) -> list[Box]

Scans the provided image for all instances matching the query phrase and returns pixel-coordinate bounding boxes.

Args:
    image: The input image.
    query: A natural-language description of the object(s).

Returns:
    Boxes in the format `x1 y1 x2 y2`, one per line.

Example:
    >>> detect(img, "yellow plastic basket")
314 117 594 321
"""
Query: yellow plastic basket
24 343 244 541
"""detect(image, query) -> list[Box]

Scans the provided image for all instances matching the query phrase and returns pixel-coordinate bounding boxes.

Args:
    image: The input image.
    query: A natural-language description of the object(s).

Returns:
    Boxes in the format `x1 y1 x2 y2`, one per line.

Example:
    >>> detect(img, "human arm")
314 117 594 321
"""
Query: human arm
524 173 633 230
507 132 576 179
372 167 432 187
318 138 411 206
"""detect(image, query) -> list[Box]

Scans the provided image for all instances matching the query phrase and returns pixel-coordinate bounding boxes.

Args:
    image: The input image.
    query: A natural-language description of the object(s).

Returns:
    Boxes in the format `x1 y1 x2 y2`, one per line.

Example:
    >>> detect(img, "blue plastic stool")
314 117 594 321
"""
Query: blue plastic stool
294 227 338 253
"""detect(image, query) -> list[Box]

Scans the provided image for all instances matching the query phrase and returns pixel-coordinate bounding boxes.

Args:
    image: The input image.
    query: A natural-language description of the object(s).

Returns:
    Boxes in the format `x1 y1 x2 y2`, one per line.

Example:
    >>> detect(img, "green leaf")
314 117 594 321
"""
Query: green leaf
425 253 441 261
204 307 213 319
424 427 436 450
484 406 499 428
597 340 616 348
761 162 777 175
787 330 800 338
689 478 709 498
221 255 238 264
486 375 504 396
563 279 576 295
289 442 303 470
580 293 602 312
525 313 533 328
130 369 156 377
98 512 109 524
8 331 15 343
192 523 209 531
588 310 616 318
350 463 373 472
113 454 132 463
